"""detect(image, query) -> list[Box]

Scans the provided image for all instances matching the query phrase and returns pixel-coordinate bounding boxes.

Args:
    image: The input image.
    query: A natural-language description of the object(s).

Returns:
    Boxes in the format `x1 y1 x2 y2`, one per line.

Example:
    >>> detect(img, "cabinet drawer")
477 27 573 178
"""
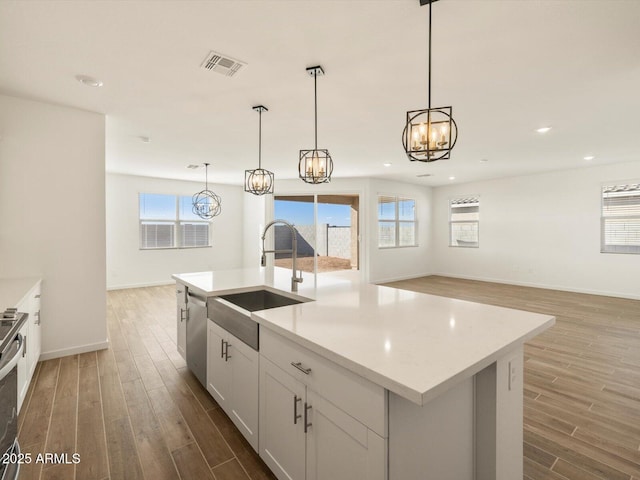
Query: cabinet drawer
260 328 387 437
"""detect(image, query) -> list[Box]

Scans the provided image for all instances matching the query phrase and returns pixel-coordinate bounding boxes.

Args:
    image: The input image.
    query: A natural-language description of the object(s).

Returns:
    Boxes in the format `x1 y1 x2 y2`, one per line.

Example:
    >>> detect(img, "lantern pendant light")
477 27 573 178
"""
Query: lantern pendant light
192 163 222 219
402 0 458 162
245 105 275 195
299 65 333 184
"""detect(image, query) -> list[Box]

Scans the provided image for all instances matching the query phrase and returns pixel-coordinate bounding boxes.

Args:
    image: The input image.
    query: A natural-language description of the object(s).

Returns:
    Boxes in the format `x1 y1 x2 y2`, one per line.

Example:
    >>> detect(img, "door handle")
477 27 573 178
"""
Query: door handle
35 311 41 325
304 402 312 433
293 395 302 424
224 342 231 361
221 339 225 359
180 308 186 323
23 335 27 358
291 362 311 375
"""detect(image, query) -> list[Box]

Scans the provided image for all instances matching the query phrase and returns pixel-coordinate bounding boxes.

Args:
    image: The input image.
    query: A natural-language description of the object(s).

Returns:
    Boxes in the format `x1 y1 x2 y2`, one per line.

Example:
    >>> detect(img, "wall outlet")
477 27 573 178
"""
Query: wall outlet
508 359 517 391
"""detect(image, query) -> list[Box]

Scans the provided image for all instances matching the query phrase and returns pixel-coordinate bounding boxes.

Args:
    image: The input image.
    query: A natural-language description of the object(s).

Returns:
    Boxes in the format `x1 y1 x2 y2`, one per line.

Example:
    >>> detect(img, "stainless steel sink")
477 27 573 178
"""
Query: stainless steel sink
218 289 307 312
207 289 310 351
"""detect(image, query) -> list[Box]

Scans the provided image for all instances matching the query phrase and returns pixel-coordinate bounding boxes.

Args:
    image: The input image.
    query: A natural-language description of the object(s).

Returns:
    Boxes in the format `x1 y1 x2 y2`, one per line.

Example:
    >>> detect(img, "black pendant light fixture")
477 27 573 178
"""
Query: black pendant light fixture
192 163 222 219
402 0 458 162
245 105 275 195
299 65 333 184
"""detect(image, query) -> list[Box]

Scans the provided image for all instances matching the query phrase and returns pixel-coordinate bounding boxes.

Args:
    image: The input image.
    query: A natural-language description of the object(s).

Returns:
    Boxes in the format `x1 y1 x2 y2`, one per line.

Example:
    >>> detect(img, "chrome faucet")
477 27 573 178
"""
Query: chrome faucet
261 219 303 292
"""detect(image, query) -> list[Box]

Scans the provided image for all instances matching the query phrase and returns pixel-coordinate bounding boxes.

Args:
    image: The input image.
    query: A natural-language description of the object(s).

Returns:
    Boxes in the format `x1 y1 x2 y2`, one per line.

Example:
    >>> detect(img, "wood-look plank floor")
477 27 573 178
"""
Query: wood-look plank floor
384 275 640 480
18 286 276 480
18 277 640 479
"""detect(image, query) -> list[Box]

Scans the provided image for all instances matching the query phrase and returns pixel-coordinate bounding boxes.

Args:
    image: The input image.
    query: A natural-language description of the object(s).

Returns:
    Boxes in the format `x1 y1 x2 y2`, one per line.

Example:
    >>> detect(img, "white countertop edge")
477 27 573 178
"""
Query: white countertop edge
257 315 555 406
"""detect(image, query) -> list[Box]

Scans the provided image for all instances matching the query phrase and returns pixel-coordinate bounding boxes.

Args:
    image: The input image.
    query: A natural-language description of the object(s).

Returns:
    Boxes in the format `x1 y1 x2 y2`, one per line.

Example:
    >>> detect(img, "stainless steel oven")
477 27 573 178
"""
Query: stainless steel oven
0 315 25 480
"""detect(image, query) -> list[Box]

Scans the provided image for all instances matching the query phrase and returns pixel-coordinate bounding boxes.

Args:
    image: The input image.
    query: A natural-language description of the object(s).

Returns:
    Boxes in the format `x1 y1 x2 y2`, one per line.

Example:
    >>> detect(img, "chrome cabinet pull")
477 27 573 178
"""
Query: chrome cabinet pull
290 362 311 375
220 339 225 359
225 342 231 361
23 335 27 358
293 395 302 424
35 311 41 325
304 402 312 433
180 308 186 322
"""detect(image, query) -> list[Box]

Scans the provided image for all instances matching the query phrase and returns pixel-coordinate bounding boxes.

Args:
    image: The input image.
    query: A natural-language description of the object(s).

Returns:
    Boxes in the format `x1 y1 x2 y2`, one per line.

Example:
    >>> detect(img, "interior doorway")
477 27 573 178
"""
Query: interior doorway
273 194 360 274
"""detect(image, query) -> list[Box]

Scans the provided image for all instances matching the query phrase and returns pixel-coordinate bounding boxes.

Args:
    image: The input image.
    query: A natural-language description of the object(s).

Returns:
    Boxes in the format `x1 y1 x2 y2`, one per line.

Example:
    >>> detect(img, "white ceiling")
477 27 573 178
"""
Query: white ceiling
1 0 639 187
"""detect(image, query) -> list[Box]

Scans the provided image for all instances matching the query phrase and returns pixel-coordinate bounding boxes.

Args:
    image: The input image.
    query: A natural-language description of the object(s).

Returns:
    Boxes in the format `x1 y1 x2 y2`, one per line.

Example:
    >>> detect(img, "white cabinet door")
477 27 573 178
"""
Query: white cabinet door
306 389 386 480
228 335 259 451
17 321 29 412
260 357 306 480
27 286 42 376
207 322 232 409
176 285 187 360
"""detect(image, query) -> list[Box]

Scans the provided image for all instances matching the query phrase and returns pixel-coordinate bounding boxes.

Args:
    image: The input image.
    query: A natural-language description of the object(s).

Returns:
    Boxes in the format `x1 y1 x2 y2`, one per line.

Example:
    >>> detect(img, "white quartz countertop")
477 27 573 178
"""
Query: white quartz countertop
0 277 41 310
172 268 554 406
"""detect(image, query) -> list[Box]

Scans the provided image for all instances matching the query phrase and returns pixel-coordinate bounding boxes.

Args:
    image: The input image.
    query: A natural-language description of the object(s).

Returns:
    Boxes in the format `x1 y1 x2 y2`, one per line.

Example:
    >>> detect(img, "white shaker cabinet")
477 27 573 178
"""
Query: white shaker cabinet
15 279 42 412
176 284 187 360
259 328 387 480
207 320 259 451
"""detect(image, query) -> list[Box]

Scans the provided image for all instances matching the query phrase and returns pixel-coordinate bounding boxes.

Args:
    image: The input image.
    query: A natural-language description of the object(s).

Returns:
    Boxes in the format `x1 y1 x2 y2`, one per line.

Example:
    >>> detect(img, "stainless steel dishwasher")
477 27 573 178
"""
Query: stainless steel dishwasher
186 289 208 387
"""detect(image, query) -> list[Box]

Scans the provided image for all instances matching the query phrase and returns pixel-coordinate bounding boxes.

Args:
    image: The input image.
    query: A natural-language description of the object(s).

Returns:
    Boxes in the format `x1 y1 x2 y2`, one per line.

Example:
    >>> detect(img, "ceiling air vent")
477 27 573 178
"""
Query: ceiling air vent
200 50 246 77
416 173 434 177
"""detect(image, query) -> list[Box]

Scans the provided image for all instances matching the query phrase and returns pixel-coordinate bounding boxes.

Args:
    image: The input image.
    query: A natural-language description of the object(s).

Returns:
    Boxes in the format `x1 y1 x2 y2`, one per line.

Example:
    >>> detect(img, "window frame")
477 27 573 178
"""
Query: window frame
139 193 212 250
377 195 418 249
600 182 640 255
449 195 480 248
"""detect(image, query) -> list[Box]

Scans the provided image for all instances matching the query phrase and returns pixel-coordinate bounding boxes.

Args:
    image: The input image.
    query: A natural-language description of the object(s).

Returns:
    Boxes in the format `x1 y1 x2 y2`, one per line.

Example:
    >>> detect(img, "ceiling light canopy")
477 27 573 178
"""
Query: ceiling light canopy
584 155 595 161
299 65 333 184
192 163 222 219
403 0 458 163
536 126 552 133
245 105 274 196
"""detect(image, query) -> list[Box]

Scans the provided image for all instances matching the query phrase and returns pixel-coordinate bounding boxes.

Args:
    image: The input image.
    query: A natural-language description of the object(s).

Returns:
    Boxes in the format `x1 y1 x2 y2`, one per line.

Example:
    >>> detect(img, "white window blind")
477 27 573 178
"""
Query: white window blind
450 197 479 247
601 183 640 254
378 195 417 248
139 193 211 249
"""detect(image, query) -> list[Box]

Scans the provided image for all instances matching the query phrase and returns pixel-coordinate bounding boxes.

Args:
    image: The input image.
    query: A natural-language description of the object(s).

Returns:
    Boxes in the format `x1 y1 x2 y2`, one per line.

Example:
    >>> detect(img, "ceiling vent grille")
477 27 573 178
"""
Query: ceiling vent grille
416 173 434 177
200 51 246 77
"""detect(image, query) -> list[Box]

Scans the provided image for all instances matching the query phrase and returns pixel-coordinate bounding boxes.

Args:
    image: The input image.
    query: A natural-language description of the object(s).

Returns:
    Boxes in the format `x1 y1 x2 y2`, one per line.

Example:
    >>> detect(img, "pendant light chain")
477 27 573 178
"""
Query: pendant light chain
258 108 262 169
428 0 432 109
314 71 318 150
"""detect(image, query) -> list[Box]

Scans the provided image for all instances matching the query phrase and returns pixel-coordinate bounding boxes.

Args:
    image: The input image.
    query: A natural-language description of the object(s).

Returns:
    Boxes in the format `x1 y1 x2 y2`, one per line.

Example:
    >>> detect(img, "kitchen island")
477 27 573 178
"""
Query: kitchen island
173 268 554 480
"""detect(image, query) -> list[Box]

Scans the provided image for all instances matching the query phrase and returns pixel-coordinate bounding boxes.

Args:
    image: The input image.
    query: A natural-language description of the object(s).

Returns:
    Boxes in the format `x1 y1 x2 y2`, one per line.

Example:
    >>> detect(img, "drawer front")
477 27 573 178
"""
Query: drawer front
261 328 387 437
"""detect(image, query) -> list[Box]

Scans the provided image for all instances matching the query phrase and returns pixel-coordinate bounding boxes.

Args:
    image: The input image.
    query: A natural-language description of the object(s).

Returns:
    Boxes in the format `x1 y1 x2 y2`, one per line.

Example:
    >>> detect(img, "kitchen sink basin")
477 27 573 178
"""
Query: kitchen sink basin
208 289 310 351
218 289 308 312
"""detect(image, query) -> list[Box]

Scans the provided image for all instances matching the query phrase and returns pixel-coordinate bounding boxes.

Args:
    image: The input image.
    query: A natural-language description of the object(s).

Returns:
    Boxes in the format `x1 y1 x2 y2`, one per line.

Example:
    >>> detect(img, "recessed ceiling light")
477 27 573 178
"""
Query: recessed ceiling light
584 155 595 161
480 158 489 163
75 74 103 87
449 176 456 180
186 164 200 169
383 162 392 167
536 126 552 134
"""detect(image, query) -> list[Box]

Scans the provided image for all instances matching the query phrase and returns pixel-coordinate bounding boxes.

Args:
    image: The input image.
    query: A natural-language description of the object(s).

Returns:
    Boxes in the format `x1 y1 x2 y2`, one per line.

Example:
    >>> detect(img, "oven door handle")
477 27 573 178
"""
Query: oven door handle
0 333 24 381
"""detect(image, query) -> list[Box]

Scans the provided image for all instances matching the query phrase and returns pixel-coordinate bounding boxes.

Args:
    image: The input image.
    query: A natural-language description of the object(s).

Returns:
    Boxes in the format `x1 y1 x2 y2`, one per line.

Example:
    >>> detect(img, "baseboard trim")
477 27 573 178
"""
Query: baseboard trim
430 272 640 301
372 272 434 285
40 339 110 361
107 280 174 291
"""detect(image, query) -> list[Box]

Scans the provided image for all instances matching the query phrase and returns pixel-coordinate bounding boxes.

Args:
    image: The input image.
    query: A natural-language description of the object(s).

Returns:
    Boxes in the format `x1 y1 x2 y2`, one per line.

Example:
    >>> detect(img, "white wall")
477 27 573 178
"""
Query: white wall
106 173 245 289
0 94 107 359
273 177 433 284
432 161 640 299
368 178 433 283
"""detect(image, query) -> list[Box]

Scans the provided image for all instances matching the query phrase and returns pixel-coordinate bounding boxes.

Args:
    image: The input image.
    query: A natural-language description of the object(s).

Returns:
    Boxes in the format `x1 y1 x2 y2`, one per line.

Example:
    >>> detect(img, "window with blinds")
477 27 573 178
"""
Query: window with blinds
601 183 640 254
449 196 479 247
139 193 211 249
378 195 417 248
